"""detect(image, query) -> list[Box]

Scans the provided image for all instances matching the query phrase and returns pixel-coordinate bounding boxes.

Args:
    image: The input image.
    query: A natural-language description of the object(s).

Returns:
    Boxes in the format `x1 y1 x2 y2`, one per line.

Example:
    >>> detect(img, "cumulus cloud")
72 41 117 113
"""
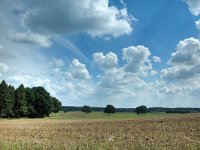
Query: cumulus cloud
50 58 65 77
122 46 151 74
10 74 50 87
170 37 200 65
152 56 161 63
5 72 64 97
98 68 125 88
90 45 162 107
21 0 133 37
185 0 200 16
67 59 90 80
94 45 157 96
93 52 118 70
93 45 157 91
11 32 51 47
161 37 200 79
2 0 199 107
93 69 161 107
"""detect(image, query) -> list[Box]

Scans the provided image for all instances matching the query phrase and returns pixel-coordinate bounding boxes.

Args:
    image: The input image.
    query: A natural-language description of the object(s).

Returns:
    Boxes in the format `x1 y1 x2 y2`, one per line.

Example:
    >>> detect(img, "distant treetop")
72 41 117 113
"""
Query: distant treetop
81 105 92 114
135 105 147 114
104 105 115 116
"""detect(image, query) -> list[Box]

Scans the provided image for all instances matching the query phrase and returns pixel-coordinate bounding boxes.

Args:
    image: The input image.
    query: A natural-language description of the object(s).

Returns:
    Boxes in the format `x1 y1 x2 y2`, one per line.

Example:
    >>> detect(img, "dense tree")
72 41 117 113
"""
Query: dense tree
5 85 15 118
0 80 8 117
0 81 15 118
104 105 115 116
25 87 36 118
135 105 147 114
50 97 62 113
81 105 92 114
32 87 51 118
14 84 27 118
0 80 62 118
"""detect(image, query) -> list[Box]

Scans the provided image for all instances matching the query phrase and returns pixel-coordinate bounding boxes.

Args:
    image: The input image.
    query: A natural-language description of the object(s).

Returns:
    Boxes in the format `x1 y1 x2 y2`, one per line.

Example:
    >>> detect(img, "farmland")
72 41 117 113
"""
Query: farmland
0 112 200 150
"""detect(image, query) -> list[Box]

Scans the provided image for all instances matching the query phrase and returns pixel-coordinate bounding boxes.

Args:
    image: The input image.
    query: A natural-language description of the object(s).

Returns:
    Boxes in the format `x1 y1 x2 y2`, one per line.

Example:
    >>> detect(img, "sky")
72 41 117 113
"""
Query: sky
0 0 200 108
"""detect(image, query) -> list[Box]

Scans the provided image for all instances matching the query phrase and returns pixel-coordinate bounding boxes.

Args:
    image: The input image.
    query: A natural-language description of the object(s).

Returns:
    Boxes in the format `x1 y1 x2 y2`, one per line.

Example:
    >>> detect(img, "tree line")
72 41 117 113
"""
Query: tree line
81 105 194 115
62 106 135 112
0 80 62 118
80 105 116 115
63 105 200 114
69 105 147 115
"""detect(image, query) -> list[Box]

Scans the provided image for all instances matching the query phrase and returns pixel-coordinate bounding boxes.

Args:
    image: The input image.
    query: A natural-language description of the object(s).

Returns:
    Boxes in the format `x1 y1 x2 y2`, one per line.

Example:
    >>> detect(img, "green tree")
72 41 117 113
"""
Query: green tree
50 97 62 113
4 85 15 118
54 99 62 113
25 87 36 118
14 84 27 117
0 80 61 118
104 105 115 116
81 105 92 114
0 81 15 118
135 105 147 114
32 87 51 117
0 80 8 117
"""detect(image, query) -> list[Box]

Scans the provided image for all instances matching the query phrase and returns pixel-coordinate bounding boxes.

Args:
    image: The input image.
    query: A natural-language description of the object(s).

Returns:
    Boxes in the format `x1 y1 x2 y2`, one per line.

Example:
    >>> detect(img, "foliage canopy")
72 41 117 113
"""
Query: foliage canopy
104 105 115 116
0 80 62 118
135 105 147 114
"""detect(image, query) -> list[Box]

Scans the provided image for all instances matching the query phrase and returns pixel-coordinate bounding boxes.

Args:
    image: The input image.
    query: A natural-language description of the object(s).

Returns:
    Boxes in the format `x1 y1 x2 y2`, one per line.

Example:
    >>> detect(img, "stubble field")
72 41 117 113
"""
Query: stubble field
0 112 200 150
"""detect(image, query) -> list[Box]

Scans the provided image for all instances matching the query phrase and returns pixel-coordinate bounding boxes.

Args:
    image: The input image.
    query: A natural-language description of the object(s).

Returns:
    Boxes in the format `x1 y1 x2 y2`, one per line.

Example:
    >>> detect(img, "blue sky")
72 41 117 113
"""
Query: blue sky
1 0 200 108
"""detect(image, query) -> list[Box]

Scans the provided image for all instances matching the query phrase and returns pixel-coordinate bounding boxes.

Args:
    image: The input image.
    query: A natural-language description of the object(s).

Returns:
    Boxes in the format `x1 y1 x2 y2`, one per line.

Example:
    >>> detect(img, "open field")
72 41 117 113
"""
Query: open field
49 111 170 120
0 112 200 150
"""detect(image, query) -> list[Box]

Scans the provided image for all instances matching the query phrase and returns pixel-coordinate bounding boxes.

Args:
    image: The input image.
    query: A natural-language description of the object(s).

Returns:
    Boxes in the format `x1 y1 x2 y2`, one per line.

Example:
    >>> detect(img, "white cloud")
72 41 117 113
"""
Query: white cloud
152 56 161 63
185 0 200 16
5 72 63 97
90 46 162 107
122 45 151 74
1 0 200 107
98 68 125 88
93 52 118 70
150 70 158 76
161 37 200 79
11 32 51 47
21 0 133 38
170 37 200 65
52 68 62 76
195 19 200 30
67 59 90 80
91 45 160 106
51 58 64 68
93 70 161 107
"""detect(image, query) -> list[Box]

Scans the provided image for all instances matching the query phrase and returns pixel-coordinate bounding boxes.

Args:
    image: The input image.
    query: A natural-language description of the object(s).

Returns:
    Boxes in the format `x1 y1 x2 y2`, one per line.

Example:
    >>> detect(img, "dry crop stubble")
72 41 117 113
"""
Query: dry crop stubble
0 113 200 149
